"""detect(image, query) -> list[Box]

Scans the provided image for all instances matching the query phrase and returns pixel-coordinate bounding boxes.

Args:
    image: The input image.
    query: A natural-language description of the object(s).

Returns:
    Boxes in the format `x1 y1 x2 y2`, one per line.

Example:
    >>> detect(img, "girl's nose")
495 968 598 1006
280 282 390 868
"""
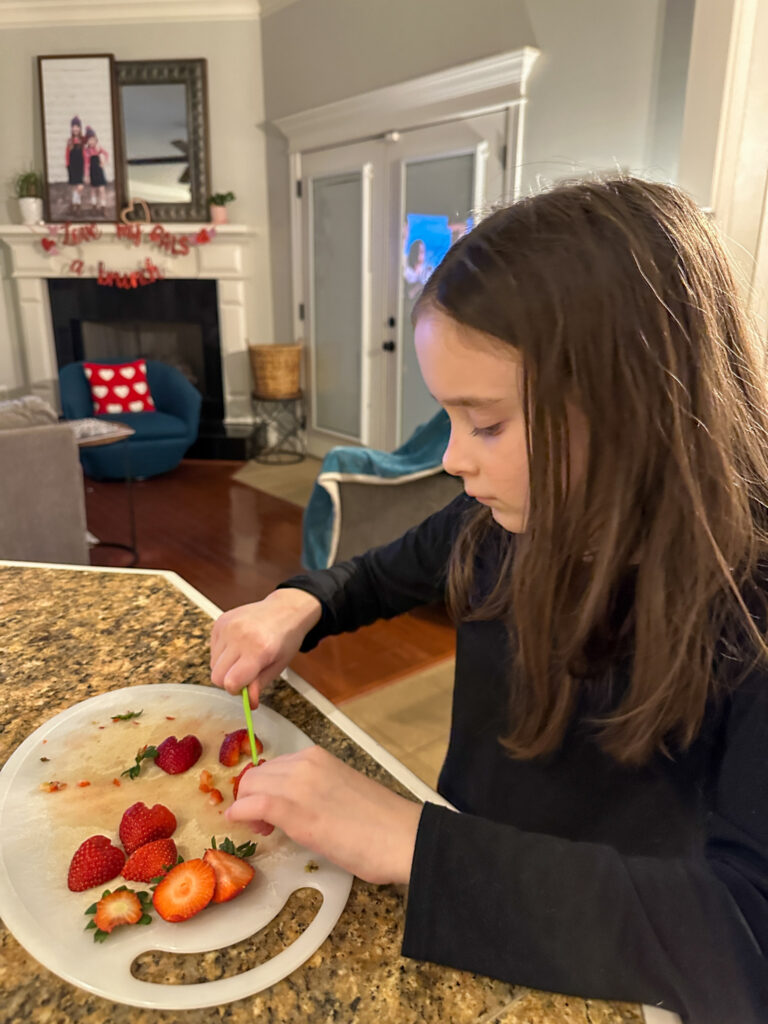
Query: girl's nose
442 427 475 479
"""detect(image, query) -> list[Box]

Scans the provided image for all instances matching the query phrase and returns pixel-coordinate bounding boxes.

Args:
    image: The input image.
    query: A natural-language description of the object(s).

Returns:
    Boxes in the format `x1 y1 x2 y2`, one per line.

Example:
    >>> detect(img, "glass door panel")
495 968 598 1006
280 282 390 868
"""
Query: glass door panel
399 152 475 443
310 171 364 438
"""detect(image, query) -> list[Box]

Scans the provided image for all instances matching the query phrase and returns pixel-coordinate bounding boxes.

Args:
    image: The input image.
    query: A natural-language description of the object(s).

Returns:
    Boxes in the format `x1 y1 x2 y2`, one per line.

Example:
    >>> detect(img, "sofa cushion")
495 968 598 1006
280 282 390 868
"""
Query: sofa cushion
0 395 58 430
97 410 189 440
83 359 156 414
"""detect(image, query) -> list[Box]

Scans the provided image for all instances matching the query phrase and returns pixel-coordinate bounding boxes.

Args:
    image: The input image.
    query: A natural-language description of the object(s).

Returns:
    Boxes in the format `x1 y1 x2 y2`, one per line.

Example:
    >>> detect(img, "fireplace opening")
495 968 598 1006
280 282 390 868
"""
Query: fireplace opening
47 278 250 457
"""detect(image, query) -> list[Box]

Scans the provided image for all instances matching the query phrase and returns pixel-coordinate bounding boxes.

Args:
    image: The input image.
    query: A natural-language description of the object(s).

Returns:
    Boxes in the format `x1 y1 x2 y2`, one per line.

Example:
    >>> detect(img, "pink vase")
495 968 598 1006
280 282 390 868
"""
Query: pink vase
210 205 228 225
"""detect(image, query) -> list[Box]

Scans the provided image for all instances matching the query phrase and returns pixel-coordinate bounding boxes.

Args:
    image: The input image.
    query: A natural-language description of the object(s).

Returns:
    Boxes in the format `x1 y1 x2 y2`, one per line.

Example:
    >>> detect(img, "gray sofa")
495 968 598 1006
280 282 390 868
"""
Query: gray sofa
0 398 89 564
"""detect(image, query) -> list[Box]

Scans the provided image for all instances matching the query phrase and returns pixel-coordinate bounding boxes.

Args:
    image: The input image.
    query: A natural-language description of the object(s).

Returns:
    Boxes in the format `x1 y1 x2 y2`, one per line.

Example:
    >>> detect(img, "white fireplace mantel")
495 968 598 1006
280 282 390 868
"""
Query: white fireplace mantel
0 223 258 425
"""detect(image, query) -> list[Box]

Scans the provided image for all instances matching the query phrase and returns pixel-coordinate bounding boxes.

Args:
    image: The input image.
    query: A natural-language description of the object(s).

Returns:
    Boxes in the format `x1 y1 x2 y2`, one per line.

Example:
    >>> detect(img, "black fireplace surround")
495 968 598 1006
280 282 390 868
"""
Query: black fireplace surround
48 278 251 458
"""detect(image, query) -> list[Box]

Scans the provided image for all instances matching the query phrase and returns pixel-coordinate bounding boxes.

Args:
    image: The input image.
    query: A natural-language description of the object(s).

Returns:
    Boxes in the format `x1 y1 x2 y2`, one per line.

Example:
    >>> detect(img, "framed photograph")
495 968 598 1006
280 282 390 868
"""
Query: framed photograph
37 54 122 223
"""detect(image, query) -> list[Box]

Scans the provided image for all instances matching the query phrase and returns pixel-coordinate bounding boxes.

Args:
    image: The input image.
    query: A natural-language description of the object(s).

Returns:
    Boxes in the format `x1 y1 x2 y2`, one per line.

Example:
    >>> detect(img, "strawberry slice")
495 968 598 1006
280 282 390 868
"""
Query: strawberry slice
198 769 213 793
119 802 177 855
93 888 144 934
154 735 202 775
152 858 215 922
232 759 266 799
203 847 255 903
68 835 126 892
122 838 178 883
218 728 263 767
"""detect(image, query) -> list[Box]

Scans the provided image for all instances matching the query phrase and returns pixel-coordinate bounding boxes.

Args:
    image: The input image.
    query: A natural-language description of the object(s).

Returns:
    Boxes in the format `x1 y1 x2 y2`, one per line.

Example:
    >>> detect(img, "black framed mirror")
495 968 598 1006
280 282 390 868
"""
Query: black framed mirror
115 58 211 222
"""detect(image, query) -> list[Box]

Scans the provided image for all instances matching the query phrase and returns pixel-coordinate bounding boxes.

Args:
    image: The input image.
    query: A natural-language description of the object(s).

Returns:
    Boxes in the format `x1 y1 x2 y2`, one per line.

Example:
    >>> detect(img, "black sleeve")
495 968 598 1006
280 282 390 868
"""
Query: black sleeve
276 493 471 651
402 670 768 1024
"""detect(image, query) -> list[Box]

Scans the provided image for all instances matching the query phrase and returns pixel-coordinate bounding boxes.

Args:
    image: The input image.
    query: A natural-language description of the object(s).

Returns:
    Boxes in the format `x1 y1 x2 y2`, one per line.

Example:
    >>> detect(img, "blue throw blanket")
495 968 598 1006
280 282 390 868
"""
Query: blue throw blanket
302 409 451 569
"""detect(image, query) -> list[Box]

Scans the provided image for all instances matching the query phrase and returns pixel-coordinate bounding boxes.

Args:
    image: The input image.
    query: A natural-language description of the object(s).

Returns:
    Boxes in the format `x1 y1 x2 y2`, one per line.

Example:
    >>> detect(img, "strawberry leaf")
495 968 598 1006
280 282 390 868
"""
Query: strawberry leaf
121 744 158 780
112 710 143 722
215 836 257 859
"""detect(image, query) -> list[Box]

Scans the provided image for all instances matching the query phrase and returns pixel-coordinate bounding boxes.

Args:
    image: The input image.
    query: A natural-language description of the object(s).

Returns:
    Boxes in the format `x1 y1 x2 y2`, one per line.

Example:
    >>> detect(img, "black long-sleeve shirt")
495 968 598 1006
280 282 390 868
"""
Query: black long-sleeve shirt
279 495 768 1023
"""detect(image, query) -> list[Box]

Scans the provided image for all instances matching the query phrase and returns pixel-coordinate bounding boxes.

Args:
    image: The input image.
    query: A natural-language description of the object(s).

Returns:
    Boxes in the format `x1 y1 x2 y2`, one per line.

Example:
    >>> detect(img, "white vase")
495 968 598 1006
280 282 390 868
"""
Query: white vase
19 197 43 225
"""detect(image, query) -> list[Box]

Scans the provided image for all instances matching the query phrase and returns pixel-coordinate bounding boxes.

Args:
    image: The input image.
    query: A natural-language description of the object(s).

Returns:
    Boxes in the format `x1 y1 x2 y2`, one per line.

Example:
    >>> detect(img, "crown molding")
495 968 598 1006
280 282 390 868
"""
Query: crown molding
274 47 540 152
0 0 261 28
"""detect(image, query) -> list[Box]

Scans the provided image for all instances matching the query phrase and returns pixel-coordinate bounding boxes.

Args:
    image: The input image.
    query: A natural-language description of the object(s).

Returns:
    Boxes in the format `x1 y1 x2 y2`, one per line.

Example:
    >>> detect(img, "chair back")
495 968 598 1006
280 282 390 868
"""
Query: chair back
0 424 88 564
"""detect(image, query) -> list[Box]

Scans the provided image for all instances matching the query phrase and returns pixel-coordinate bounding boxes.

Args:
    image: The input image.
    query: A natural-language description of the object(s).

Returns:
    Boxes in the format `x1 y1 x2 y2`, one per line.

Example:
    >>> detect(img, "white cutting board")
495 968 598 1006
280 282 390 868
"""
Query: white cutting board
0 684 353 1009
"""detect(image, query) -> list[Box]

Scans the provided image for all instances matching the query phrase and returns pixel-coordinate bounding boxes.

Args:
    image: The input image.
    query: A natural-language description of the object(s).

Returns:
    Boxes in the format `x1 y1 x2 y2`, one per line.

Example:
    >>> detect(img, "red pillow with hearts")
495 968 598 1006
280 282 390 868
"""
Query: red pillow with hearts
83 359 156 415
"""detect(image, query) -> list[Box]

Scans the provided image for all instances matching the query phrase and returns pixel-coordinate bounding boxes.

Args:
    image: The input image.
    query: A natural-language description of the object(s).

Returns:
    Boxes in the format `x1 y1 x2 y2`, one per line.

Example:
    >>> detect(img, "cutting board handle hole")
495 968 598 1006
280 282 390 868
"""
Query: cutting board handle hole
131 887 324 985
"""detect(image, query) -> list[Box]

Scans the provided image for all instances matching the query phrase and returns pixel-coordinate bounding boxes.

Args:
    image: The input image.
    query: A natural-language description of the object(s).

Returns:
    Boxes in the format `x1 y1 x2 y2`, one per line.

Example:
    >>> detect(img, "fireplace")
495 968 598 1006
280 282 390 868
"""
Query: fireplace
0 223 258 459
48 278 225 437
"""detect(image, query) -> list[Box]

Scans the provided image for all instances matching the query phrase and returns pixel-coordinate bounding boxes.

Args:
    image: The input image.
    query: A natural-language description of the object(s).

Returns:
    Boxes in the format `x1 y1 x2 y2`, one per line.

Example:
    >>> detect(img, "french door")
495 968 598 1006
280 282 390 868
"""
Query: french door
300 110 509 454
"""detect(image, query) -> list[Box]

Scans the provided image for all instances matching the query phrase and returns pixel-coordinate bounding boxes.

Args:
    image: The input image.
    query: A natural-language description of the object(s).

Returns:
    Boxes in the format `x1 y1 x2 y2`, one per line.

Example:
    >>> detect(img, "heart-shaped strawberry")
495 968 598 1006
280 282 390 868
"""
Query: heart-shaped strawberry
154 734 203 775
41 238 56 253
67 834 126 891
119 801 177 855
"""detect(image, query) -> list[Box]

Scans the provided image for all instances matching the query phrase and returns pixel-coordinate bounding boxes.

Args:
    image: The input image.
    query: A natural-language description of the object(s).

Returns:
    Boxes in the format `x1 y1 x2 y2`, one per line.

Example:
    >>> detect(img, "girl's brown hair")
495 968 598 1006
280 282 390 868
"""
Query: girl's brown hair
415 176 768 766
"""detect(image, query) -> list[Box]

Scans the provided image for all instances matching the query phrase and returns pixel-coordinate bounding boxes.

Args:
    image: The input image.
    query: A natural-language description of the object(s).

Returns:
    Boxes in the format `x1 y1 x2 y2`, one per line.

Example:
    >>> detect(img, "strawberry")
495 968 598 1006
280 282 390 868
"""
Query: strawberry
122 838 178 883
198 769 213 793
93 889 144 933
203 847 255 903
152 858 215 922
219 728 262 767
154 735 202 775
232 759 266 799
67 835 126 892
85 886 153 942
208 788 223 805
119 802 177 855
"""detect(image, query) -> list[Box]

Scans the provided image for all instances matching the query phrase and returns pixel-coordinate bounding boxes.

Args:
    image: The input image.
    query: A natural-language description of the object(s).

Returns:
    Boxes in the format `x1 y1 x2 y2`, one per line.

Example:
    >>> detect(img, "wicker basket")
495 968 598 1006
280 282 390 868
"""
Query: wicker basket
248 344 302 399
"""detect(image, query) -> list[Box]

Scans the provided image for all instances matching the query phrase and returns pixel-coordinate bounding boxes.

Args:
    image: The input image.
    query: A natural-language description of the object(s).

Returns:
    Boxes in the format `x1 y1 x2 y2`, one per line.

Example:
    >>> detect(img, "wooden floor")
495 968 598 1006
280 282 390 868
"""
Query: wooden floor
84 459 455 704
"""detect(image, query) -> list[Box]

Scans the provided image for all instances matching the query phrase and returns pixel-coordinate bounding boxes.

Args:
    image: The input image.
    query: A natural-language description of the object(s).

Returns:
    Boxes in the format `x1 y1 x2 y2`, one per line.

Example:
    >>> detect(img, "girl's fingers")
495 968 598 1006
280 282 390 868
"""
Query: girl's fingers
222 654 265 694
210 647 240 689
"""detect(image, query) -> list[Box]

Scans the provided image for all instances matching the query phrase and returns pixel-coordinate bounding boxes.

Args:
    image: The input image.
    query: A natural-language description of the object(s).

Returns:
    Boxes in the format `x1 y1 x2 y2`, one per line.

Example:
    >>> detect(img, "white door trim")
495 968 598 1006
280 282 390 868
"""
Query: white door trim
274 47 539 153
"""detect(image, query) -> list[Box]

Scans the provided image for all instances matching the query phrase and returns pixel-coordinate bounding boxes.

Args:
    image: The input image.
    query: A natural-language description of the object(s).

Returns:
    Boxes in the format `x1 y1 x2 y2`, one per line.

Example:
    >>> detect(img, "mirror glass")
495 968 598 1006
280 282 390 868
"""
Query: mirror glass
120 83 191 205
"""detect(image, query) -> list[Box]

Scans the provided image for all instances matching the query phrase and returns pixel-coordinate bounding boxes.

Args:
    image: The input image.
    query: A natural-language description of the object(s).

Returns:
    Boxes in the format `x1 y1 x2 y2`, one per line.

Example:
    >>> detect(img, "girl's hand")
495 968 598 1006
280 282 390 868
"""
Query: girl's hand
210 588 322 708
225 745 423 885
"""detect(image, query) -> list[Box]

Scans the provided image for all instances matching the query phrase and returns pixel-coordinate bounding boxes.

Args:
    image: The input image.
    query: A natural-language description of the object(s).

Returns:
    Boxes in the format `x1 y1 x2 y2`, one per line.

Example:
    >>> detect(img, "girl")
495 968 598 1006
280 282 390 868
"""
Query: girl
210 177 768 1024
64 115 84 211
84 127 109 213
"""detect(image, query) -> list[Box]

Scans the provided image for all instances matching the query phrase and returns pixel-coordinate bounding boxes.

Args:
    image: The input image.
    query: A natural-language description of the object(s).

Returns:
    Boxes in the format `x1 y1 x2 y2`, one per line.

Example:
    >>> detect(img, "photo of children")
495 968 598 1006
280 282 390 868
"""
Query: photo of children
38 55 120 222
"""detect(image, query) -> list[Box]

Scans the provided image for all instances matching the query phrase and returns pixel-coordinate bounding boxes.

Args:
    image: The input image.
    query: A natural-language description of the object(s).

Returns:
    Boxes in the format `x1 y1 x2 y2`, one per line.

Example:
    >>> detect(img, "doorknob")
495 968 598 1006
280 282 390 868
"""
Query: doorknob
382 340 396 352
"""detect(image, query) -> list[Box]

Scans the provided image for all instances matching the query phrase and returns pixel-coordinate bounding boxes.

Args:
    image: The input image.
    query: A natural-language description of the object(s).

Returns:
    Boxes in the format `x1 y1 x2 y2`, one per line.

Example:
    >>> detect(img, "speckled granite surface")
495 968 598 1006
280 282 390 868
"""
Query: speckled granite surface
0 564 644 1024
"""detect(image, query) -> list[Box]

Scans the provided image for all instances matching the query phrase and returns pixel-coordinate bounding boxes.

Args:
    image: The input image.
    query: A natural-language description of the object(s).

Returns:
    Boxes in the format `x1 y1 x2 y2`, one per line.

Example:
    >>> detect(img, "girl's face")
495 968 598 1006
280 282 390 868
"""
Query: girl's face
414 310 531 533
414 309 589 534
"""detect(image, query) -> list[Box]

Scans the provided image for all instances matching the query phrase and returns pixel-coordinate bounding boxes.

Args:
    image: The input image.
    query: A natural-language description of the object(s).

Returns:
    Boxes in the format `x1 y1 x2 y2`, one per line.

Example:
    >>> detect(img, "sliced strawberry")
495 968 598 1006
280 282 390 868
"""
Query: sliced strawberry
68 835 126 892
152 858 215 922
154 735 202 775
198 769 213 793
119 802 177 855
122 838 178 883
203 848 255 903
232 759 266 799
93 888 144 933
208 788 223 805
218 728 262 767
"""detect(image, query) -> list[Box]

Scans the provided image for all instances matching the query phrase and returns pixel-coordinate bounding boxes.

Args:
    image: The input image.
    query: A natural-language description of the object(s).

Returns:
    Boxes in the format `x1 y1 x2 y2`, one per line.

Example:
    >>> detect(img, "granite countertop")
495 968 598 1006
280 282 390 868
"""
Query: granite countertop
0 564 644 1024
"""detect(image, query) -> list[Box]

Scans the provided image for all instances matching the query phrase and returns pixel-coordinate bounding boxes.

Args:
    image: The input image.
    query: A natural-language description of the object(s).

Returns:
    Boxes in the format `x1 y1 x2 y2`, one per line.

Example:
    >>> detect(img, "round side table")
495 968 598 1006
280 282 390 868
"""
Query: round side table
251 391 307 464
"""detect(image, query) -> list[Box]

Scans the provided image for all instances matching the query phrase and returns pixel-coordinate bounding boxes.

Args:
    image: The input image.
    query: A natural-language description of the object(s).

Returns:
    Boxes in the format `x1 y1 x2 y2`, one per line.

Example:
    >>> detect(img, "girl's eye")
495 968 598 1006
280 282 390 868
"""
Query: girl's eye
471 422 504 438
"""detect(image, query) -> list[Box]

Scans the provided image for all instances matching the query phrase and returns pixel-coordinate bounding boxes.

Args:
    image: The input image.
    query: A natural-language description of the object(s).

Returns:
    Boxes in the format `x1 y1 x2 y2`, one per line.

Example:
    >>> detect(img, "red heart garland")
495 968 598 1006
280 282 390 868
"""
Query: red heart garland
41 238 57 253
195 229 210 245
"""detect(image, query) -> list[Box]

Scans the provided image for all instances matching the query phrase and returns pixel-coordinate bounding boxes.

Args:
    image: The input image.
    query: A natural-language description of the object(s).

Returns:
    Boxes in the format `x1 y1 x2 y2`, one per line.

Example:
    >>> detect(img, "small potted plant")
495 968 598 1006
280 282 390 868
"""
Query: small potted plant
15 171 44 225
208 191 235 225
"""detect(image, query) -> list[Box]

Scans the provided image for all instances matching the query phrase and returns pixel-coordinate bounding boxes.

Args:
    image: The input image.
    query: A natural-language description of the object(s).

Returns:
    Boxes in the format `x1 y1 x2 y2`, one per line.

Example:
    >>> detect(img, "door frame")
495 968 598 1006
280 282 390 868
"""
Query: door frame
279 48 539 457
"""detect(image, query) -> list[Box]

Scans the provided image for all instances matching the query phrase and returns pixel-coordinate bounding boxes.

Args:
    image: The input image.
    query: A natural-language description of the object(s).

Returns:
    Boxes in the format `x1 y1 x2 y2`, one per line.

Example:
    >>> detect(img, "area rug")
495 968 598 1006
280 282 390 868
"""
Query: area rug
231 457 322 507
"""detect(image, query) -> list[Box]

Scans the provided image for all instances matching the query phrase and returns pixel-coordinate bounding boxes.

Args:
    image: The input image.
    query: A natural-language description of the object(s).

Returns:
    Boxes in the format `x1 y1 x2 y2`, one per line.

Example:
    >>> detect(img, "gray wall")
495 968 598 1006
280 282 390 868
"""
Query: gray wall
261 0 693 341
0 19 274 394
